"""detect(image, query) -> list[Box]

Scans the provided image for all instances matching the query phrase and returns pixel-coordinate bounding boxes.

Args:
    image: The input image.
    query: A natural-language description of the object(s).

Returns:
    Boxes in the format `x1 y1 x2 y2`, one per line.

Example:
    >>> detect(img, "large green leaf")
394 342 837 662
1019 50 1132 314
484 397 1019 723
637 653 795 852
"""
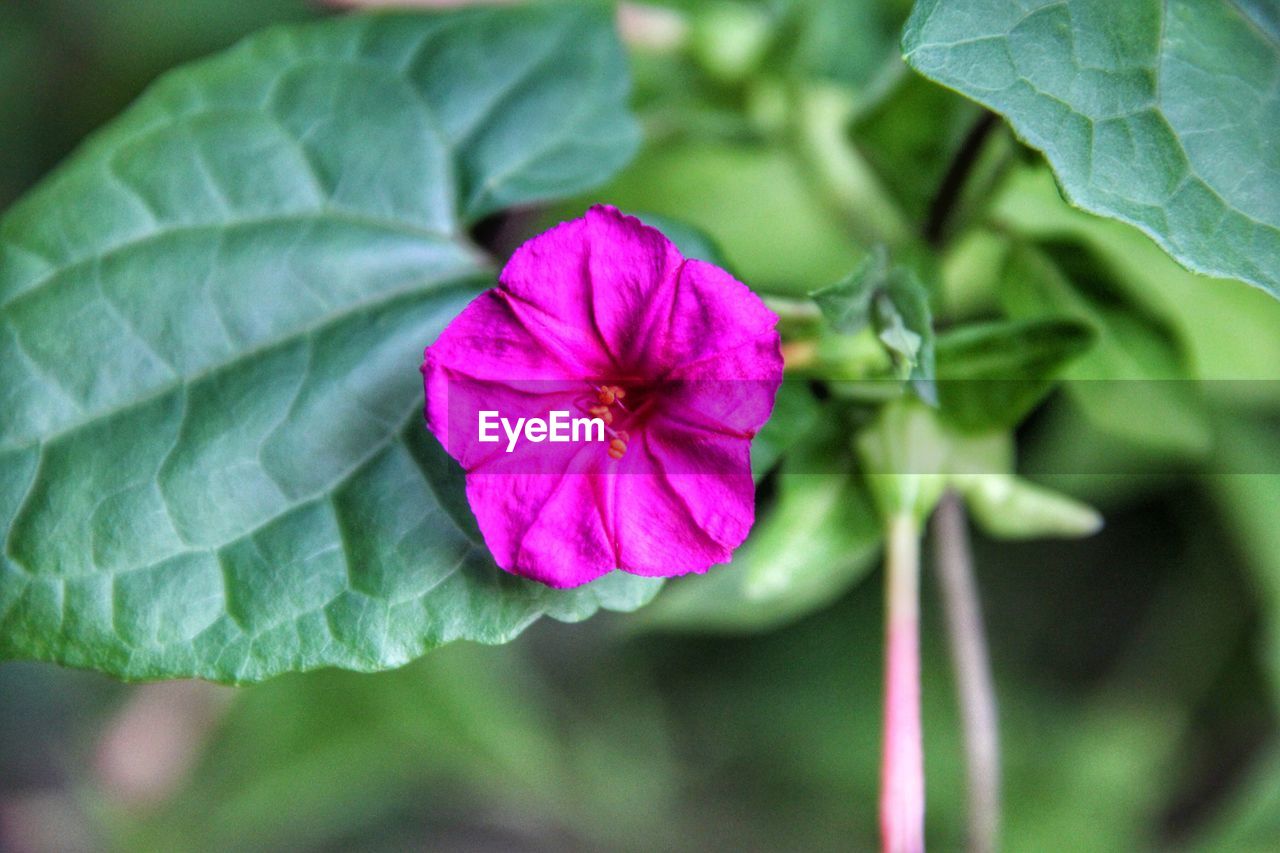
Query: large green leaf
993 164 1280 389
0 6 655 684
903 0 1280 298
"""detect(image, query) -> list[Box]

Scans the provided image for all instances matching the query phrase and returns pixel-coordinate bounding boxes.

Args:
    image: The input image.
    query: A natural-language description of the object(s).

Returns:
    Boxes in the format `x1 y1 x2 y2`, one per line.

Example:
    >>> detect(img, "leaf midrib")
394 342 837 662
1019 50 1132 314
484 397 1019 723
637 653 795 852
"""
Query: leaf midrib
0 232 489 455
0 209 466 313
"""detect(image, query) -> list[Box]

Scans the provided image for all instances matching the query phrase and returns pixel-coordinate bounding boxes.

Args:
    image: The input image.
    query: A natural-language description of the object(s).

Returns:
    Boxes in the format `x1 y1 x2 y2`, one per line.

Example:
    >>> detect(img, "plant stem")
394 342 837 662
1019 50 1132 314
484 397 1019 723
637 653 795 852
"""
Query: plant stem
932 491 1000 853
881 512 924 853
922 111 999 248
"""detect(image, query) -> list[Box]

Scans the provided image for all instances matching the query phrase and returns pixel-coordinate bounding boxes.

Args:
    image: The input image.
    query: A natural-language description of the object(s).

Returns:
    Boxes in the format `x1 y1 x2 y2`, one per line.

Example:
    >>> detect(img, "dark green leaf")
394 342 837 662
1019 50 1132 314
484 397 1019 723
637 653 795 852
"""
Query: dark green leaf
0 6 651 683
1206 413 1280 705
751 379 823 481
903 0 1280 298
936 317 1094 431
852 70 984 226
1192 747 1280 851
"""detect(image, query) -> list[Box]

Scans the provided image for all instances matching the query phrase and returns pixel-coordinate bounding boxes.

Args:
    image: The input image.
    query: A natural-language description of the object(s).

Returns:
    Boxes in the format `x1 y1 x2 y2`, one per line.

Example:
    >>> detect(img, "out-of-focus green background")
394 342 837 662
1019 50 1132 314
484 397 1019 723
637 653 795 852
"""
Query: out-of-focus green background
2 1 1279 850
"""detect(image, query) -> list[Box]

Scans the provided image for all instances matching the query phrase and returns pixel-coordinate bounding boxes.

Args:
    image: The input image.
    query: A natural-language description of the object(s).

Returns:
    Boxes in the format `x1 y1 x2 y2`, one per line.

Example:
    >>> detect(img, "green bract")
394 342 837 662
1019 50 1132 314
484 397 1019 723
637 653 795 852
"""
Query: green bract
812 247 937 402
0 6 656 684
904 0 1280 298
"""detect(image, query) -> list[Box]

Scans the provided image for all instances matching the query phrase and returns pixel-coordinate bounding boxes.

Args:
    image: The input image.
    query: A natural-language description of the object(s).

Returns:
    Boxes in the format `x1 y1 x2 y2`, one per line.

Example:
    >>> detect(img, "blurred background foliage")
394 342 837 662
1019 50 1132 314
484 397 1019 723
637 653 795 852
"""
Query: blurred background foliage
2 0 1280 850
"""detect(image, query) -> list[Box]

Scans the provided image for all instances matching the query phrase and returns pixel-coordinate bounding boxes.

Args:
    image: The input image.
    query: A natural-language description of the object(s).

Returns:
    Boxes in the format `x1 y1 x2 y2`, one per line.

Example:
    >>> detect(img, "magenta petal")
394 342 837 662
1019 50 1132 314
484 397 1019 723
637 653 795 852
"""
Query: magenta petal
579 206 685 373
658 259 780 370
661 335 783 438
640 421 756 549
499 212 624 373
424 289 591 466
427 375 580 473
609 437 734 576
466 460 616 588
427 290 577 382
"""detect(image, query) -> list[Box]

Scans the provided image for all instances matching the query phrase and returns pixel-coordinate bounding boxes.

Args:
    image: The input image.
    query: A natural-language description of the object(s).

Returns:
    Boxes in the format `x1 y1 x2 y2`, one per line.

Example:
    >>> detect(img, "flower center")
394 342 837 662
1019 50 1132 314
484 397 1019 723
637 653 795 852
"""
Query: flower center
582 383 644 460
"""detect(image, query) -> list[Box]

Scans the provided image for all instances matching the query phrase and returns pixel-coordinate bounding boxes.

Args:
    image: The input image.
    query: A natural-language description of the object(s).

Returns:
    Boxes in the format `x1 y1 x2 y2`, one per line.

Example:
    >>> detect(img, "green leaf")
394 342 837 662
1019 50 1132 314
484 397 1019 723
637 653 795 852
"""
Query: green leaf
1001 240 1210 454
640 422 881 633
0 6 652 683
935 317 1094 431
812 247 937 402
903 0 1280 298
811 257 881 336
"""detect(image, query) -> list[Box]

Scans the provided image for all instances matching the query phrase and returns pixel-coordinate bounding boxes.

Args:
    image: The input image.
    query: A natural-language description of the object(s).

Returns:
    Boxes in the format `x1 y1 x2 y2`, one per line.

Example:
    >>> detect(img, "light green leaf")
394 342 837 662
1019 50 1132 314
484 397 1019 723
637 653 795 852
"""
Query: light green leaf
903 0 1280 298
1002 240 1210 454
597 140 863 295
641 426 881 633
0 6 652 684
993 164 1280 391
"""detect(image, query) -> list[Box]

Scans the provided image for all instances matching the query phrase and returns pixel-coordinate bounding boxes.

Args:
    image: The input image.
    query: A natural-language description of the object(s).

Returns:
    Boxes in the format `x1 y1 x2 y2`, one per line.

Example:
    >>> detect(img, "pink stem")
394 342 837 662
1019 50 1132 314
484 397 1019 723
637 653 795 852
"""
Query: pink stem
881 513 924 853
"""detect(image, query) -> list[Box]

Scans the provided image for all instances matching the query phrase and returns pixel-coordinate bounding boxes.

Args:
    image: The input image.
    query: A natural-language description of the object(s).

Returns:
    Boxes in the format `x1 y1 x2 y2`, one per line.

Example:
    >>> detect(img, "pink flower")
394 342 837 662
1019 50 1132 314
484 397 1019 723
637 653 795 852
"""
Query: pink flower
422 206 783 588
